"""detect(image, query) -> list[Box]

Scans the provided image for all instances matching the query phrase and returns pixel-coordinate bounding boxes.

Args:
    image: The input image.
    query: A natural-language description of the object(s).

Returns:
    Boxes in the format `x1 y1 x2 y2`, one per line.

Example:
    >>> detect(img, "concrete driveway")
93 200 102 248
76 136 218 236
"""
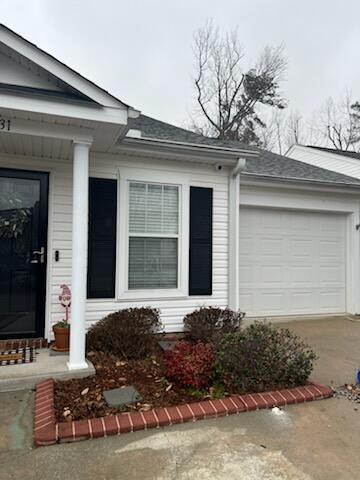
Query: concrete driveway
1 316 359 480
275 315 360 386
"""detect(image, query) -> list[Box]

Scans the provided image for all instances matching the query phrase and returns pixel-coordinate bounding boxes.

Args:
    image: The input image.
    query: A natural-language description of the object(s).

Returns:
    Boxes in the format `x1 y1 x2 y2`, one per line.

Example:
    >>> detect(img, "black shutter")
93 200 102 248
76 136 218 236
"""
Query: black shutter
87 178 117 298
189 186 213 295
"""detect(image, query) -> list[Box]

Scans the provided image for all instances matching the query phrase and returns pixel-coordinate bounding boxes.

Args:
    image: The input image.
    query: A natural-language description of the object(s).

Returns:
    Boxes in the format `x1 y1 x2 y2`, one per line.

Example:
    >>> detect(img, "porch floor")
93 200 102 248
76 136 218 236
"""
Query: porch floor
0 349 95 392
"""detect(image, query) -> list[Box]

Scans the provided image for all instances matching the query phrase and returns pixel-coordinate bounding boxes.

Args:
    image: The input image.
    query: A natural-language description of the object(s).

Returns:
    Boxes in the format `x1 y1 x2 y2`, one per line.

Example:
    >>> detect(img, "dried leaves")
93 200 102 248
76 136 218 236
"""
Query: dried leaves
54 351 197 422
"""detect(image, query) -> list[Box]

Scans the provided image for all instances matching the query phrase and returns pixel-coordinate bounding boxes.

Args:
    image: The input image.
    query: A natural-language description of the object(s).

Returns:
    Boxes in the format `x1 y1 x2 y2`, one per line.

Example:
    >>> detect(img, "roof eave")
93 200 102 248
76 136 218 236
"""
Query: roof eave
242 172 360 190
114 136 258 164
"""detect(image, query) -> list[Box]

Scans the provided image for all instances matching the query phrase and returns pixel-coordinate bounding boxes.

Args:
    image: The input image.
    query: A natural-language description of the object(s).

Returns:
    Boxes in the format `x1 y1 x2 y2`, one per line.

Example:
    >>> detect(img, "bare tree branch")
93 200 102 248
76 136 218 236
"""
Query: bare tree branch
191 20 287 144
317 93 360 151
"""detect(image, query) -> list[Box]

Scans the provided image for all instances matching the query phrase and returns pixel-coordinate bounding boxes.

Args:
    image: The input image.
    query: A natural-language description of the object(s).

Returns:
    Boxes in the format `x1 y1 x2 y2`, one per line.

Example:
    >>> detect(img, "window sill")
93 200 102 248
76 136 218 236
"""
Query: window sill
86 289 189 303
117 289 188 302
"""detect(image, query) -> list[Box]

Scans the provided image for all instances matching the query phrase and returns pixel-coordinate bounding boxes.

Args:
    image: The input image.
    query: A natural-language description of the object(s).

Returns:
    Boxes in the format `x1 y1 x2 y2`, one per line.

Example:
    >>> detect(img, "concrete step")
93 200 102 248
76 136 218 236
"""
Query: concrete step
0 349 95 392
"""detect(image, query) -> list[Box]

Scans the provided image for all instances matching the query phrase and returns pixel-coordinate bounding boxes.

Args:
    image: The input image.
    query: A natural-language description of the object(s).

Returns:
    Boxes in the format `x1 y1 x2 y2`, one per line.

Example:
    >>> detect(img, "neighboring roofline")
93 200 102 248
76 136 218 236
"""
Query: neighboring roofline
0 23 139 115
285 144 297 156
286 144 360 167
285 143 310 157
306 145 360 155
242 171 360 189
118 136 258 159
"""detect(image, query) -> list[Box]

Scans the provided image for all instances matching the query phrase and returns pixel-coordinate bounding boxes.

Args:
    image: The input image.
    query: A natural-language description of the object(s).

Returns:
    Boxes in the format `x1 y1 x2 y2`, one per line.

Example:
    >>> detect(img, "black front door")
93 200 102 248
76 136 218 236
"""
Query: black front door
0 169 48 339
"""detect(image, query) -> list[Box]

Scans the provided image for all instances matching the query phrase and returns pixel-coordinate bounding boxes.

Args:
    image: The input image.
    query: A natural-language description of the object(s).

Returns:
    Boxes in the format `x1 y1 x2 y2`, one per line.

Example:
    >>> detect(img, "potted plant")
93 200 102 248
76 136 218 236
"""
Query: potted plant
52 284 71 352
52 319 70 351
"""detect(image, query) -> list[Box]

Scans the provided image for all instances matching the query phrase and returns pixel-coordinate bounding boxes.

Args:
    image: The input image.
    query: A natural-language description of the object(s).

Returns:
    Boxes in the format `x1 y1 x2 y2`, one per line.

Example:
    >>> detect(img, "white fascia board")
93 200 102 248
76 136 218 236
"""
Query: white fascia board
115 137 258 165
126 128 142 138
241 173 360 194
0 117 94 143
0 92 128 125
136 136 257 156
0 25 131 110
128 109 140 119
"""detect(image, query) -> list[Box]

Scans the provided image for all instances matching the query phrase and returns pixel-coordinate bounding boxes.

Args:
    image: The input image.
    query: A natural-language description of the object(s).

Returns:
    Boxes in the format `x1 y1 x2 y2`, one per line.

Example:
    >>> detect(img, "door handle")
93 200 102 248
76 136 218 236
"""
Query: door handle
31 246 45 264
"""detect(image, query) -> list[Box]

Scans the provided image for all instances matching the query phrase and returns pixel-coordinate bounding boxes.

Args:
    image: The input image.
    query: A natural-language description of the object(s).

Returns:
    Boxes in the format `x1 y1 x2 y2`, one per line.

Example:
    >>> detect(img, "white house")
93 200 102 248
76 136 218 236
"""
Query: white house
1 24 360 373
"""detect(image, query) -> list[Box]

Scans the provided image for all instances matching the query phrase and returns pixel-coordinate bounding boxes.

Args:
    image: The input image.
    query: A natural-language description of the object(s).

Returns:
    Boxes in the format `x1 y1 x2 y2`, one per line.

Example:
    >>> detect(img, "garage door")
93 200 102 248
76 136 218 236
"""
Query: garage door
239 208 346 317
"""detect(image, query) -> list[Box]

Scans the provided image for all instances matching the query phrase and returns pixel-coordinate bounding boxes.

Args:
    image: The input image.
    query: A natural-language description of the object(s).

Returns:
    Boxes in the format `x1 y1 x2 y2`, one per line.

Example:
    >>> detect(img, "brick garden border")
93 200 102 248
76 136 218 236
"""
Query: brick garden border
34 378 333 447
0 338 47 351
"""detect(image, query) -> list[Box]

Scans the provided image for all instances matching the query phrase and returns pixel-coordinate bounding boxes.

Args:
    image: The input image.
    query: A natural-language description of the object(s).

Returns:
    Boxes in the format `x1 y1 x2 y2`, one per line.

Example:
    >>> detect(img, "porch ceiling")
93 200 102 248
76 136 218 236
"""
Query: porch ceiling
0 106 129 155
0 131 72 159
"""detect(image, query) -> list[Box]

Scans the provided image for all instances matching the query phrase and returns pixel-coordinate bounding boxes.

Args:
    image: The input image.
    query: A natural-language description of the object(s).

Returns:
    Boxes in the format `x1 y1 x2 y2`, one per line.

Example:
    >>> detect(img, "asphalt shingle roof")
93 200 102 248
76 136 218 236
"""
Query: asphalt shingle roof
243 148 360 185
129 115 360 186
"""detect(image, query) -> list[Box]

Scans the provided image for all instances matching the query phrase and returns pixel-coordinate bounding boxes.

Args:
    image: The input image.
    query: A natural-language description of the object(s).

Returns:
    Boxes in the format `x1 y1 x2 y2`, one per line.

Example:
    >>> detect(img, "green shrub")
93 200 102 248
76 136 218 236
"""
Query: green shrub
86 307 162 359
184 307 245 344
216 322 317 393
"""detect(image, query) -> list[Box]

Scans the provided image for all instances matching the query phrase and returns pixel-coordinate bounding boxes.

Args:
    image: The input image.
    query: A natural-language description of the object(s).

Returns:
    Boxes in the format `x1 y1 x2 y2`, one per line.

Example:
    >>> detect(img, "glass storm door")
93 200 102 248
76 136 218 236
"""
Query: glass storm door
0 169 48 339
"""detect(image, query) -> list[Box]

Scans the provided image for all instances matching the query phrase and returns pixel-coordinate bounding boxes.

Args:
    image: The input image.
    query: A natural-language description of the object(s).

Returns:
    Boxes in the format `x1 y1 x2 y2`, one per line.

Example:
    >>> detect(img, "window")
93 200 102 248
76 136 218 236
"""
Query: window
128 182 179 290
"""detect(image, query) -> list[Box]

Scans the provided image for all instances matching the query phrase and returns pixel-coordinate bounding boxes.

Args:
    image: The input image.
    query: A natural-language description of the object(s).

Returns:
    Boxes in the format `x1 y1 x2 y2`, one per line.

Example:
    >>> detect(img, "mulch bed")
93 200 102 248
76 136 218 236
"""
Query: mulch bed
54 350 203 422
54 348 328 423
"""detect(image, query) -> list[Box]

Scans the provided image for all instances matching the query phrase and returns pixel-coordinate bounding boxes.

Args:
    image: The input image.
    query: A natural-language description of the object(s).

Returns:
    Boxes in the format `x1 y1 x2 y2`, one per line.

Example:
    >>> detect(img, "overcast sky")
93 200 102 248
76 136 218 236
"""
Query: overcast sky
2 0 360 129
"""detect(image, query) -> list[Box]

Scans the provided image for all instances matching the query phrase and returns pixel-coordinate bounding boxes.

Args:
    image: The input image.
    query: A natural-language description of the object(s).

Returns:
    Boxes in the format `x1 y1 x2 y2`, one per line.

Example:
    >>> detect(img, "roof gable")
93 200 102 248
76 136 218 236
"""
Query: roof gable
0 47 62 91
0 24 131 109
0 43 94 104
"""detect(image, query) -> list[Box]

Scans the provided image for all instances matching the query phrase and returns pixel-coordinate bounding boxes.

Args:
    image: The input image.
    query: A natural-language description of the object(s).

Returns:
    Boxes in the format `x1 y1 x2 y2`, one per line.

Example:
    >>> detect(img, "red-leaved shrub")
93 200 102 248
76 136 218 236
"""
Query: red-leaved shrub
164 341 214 389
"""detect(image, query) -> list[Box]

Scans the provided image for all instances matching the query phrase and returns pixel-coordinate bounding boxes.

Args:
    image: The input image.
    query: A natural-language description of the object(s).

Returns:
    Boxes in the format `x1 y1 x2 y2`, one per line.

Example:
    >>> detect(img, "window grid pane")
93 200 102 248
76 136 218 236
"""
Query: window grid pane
129 182 179 235
128 237 178 289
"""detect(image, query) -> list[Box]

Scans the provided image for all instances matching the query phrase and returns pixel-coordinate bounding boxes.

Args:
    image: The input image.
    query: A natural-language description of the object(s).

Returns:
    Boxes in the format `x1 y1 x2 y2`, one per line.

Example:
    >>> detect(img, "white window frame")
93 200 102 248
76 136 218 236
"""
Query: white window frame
117 167 189 300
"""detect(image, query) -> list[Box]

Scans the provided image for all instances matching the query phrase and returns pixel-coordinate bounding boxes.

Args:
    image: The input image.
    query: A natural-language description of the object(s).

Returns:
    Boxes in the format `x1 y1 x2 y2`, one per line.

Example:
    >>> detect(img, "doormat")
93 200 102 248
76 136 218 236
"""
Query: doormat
0 347 36 366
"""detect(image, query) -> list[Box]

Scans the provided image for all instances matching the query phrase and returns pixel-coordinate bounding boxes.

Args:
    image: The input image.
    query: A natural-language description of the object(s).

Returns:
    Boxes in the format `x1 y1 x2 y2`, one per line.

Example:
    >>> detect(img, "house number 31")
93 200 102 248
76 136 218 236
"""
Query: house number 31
0 119 11 131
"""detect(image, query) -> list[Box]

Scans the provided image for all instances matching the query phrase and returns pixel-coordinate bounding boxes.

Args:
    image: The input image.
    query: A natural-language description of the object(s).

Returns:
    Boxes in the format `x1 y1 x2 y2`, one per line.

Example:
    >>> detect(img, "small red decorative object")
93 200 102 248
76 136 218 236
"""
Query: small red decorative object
59 284 71 323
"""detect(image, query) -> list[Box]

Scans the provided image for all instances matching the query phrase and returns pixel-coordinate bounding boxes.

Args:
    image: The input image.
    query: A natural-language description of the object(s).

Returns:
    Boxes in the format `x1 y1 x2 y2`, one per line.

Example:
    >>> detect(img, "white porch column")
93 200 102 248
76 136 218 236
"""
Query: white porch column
67 141 91 370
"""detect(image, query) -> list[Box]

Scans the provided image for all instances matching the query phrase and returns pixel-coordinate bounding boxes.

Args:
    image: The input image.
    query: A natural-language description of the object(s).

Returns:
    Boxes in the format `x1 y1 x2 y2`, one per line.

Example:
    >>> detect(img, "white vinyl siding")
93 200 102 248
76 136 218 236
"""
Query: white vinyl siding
2 151 360 335
0 152 230 335
287 145 360 180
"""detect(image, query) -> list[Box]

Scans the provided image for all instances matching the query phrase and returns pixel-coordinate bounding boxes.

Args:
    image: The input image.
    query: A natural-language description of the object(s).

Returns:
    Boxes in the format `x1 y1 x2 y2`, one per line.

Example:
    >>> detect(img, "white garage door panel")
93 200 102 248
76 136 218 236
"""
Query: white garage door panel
239 208 346 316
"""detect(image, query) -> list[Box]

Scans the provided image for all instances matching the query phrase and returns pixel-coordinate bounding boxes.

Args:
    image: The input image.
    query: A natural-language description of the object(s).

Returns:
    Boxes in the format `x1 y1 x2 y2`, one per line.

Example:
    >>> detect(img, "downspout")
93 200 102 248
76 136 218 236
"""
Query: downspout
228 158 247 311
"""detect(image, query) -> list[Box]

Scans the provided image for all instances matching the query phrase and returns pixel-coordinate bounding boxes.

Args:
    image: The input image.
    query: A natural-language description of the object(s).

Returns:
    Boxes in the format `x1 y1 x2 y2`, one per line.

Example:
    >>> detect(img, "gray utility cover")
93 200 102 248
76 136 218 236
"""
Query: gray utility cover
158 340 179 352
103 386 143 408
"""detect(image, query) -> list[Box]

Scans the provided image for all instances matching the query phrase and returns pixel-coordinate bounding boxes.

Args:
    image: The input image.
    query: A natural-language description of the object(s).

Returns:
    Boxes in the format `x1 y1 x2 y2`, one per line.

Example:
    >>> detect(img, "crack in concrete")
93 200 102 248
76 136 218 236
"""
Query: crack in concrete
9 390 31 450
162 429 180 480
